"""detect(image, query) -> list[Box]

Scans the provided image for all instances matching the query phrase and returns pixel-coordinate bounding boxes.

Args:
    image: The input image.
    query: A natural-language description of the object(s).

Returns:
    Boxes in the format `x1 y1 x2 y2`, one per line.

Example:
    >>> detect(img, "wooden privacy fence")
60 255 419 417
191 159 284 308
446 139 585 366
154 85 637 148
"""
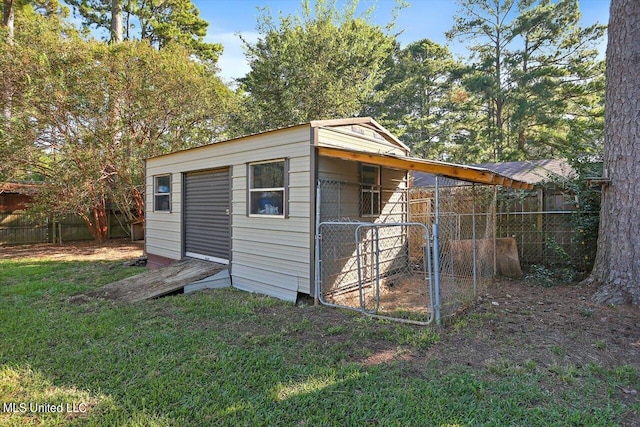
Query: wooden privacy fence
0 211 131 245
409 184 598 273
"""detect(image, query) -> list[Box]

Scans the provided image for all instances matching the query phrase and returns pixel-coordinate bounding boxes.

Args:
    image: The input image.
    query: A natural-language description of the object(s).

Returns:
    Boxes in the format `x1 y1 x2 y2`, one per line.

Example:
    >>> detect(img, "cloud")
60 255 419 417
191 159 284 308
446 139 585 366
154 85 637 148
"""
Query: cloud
207 31 259 85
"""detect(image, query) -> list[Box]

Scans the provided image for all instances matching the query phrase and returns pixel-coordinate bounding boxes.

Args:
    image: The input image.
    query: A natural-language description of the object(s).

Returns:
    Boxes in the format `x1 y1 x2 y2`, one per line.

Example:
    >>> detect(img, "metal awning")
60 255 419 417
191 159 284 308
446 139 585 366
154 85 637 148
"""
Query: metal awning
316 145 534 190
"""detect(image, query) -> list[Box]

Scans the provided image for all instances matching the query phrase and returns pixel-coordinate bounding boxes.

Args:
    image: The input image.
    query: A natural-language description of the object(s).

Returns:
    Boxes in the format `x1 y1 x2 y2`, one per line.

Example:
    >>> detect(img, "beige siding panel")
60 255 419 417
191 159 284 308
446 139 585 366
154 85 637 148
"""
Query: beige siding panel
318 157 360 220
233 252 310 277
383 168 408 186
232 265 301 301
145 246 180 261
145 230 180 246
232 238 309 260
298 277 311 295
145 170 183 259
147 128 311 171
288 156 310 172
288 186 310 202
146 126 314 299
233 228 310 247
146 223 180 238
145 216 180 235
317 128 406 156
375 168 408 279
378 168 407 223
145 192 179 254
288 202 311 218
231 218 310 293
318 157 359 182
232 277 298 302
145 233 182 260
231 216 309 232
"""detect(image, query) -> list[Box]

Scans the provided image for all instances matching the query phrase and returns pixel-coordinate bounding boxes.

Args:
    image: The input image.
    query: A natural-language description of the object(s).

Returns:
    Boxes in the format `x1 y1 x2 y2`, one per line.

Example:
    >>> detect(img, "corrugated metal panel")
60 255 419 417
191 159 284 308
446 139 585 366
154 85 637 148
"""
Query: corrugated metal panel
184 168 230 262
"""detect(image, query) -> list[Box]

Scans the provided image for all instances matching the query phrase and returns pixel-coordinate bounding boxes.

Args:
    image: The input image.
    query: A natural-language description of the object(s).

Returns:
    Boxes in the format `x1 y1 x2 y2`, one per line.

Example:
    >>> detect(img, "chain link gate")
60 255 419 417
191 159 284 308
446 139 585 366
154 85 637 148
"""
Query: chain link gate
315 221 437 325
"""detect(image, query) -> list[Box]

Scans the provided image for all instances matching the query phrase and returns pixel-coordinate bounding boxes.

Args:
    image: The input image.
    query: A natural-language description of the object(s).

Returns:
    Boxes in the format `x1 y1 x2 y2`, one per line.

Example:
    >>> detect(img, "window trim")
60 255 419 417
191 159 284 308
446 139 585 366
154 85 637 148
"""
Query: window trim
360 164 381 217
247 158 289 218
154 174 172 212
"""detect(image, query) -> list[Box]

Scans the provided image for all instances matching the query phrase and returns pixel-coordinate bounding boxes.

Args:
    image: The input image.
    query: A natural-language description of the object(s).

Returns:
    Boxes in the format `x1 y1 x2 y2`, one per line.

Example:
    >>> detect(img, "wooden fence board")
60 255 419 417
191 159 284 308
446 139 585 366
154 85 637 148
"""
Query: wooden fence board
0 211 133 245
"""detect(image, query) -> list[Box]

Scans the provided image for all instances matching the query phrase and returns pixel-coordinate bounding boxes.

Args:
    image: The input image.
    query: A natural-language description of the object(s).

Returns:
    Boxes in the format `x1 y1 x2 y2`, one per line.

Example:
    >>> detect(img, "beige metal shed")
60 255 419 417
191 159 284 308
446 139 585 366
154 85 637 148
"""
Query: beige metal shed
145 117 531 302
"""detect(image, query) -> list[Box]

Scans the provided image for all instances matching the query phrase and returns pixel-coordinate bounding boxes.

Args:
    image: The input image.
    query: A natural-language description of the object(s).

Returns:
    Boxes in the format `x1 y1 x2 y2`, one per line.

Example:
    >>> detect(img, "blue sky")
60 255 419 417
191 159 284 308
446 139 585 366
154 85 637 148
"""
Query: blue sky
194 0 610 85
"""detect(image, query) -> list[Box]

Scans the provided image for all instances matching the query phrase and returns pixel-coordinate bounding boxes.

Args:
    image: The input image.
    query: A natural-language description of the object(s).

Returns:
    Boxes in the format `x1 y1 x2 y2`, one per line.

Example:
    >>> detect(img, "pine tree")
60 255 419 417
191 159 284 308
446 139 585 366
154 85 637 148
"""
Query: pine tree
447 0 605 161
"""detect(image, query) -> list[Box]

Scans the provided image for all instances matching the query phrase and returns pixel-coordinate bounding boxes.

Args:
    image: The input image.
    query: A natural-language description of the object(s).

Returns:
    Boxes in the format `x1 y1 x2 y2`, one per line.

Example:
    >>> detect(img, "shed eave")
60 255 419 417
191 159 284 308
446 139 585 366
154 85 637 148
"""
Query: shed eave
316 145 534 190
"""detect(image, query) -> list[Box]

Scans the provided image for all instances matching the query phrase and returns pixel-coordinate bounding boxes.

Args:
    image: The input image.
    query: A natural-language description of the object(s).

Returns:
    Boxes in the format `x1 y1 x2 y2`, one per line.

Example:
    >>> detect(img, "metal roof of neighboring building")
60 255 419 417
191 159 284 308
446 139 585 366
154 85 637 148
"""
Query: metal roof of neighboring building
0 182 41 195
412 159 576 188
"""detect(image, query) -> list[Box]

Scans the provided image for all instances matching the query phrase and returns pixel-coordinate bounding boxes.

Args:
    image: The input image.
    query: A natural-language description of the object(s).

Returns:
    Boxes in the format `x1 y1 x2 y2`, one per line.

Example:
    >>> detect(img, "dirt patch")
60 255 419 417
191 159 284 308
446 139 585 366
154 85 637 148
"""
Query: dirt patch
406 278 640 374
280 278 640 373
0 239 144 262
240 274 640 376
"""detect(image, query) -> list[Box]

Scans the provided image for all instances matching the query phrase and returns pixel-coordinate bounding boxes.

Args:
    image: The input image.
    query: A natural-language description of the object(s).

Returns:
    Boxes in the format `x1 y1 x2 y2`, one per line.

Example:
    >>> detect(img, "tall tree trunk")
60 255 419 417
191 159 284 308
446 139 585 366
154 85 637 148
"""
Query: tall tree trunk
111 0 123 43
2 0 14 123
2 0 13 43
586 0 640 305
132 187 145 226
80 202 109 242
517 129 526 152
518 35 529 153
109 0 124 236
495 98 504 159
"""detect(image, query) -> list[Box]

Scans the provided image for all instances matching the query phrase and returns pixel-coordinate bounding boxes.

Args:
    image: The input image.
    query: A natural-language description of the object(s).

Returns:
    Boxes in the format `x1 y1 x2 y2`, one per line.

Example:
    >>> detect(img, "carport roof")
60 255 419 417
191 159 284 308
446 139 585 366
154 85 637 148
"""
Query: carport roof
316 145 534 190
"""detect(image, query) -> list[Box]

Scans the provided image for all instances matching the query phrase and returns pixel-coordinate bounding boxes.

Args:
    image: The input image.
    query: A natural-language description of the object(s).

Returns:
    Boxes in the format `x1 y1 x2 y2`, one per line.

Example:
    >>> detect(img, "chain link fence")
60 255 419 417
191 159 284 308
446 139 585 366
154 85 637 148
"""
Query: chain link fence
317 220 434 323
409 180 497 318
316 178 597 323
316 180 435 323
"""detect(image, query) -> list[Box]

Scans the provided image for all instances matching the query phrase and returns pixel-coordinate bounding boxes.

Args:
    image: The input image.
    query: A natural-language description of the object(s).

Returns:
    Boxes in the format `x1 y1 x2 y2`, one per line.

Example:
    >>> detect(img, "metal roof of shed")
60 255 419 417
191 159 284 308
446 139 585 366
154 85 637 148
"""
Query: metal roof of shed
146 116 534 190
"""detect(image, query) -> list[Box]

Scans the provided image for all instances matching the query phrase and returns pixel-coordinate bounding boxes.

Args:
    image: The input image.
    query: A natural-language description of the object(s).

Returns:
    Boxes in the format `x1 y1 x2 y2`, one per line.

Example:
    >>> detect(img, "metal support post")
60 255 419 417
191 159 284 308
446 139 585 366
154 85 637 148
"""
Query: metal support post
493 186 497 276
432 176 442 325
314 180 322 306
472 183 477 295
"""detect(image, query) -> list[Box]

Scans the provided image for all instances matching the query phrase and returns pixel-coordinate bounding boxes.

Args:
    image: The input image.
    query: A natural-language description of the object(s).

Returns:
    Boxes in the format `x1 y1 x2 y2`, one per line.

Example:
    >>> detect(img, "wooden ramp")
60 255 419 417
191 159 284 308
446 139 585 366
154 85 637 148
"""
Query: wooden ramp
84 259 228 303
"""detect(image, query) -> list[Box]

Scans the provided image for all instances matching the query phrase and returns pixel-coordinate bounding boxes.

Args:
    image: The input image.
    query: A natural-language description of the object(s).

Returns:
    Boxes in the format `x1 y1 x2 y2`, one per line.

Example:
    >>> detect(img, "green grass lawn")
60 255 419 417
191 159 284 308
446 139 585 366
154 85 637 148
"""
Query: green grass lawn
0 258 638 426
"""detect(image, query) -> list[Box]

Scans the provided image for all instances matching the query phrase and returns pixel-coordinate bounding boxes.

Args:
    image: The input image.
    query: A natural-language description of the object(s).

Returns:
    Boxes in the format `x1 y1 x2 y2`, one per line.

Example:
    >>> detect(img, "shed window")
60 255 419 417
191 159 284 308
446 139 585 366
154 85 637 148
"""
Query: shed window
248 159 287 217
361 164 380 216
154 174 171 212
